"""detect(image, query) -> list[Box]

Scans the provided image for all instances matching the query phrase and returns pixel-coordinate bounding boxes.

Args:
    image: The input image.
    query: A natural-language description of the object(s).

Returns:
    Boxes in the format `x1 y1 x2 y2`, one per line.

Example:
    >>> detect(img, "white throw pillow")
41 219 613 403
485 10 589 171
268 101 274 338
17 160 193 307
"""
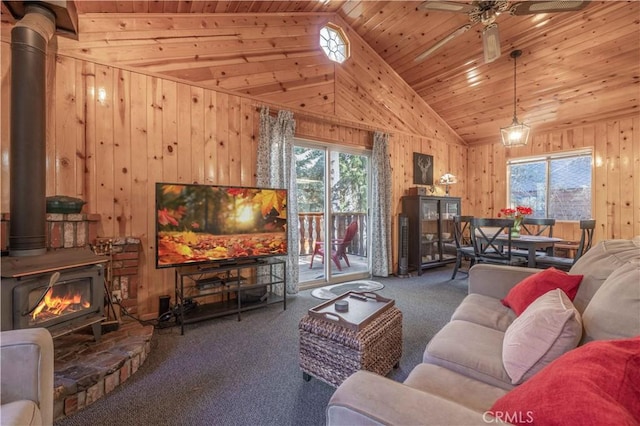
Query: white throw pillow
582 261 640 342
502 288 583 384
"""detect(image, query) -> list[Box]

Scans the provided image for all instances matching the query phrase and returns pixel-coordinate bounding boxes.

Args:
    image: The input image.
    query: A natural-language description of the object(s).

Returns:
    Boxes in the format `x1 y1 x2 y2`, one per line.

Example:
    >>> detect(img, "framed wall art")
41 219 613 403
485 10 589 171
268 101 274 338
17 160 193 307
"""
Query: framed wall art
413 153 434 185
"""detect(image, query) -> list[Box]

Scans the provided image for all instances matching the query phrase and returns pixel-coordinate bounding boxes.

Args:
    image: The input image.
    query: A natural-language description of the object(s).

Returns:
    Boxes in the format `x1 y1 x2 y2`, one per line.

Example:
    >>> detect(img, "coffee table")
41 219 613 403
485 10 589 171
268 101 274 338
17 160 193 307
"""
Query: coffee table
299 291 403 387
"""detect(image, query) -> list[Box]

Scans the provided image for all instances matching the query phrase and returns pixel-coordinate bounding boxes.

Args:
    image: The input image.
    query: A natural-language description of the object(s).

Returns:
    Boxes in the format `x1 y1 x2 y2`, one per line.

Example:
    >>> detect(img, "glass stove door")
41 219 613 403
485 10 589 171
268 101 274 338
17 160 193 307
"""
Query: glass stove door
24 278 94 327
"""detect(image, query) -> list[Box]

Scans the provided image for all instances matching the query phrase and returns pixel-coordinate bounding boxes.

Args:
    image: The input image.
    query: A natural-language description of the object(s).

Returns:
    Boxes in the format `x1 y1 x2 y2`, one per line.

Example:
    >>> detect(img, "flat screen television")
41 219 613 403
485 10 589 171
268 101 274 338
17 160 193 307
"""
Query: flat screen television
155 183 288 269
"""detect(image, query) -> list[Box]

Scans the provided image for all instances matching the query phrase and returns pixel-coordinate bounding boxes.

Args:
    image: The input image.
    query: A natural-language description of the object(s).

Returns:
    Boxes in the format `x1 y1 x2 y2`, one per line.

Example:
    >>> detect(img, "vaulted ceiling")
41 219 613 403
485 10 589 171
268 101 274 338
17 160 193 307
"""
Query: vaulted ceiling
5 1 640 145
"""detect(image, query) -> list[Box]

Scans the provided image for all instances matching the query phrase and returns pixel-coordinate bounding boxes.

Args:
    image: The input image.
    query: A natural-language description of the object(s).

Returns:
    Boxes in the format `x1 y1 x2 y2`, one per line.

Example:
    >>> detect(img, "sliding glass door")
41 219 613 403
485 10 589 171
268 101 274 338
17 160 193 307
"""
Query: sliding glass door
295 141 370 287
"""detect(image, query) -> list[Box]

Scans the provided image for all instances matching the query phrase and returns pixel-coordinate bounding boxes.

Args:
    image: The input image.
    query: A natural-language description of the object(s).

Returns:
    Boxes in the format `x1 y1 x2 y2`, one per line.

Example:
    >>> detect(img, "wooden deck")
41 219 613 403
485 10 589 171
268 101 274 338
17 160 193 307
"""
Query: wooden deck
298 254 369 285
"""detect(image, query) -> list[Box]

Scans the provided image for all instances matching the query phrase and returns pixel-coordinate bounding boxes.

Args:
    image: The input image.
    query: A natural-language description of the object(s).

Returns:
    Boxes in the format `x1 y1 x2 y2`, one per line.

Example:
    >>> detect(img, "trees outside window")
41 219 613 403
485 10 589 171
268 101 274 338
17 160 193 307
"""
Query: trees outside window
295 147 367 214
508 150 592 220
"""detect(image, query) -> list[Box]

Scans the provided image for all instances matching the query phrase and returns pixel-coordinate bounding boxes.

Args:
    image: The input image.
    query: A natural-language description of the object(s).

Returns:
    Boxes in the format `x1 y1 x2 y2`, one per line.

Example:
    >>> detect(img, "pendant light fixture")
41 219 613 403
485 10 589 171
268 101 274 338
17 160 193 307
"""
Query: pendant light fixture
501 49 530 147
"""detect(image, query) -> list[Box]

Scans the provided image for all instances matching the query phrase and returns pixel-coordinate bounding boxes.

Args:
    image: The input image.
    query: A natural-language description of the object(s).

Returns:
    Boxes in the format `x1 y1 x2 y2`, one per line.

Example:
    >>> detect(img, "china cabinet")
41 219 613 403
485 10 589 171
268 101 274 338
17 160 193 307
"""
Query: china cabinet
401 196 461 275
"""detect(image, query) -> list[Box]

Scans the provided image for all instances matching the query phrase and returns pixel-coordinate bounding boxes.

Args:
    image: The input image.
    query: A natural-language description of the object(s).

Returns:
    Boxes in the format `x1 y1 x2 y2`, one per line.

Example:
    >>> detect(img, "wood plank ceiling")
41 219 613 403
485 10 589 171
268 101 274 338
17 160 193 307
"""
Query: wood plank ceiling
21 1 640 145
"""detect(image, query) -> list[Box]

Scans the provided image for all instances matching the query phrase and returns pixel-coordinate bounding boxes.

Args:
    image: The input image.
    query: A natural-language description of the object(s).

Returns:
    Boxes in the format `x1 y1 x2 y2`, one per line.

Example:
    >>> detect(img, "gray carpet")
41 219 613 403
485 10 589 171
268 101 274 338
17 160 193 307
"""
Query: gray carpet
55 266 468 426
310 279 384 299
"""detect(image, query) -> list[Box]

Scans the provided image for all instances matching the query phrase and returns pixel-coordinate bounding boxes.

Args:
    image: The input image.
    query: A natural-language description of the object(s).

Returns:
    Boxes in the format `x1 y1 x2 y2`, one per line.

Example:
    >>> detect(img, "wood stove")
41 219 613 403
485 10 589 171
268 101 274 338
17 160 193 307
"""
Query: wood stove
1 249 108 339
1 4 109 340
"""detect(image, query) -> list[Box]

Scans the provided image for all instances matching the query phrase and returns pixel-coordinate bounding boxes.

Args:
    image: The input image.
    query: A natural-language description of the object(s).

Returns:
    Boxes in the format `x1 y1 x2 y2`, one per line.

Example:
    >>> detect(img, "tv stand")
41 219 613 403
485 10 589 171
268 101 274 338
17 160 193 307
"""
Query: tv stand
175 258 286 334
196 258 263 271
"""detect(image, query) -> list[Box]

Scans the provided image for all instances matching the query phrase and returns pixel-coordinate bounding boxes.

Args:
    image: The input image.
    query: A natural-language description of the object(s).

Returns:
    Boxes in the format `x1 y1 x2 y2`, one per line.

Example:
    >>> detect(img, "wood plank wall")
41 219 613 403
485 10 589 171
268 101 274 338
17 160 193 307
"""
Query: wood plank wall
466 116 640 243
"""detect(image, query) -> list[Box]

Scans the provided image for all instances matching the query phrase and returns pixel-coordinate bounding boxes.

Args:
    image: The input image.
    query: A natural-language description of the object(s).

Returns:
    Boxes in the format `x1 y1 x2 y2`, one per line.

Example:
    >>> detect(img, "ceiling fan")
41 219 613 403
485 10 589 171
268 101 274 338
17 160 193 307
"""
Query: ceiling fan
415 1 590 64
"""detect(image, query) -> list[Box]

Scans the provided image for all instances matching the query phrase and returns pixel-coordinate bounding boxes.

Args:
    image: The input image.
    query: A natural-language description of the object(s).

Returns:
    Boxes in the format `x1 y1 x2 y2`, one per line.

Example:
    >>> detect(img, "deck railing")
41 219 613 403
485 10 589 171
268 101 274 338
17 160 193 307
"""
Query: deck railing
298 212 367 257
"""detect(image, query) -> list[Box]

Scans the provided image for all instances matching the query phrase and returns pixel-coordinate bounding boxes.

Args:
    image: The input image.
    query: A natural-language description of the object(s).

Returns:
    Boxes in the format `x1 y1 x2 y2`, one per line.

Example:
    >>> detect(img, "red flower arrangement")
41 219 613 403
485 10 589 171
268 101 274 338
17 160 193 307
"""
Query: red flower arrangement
498 206 533 219
498 206 532 236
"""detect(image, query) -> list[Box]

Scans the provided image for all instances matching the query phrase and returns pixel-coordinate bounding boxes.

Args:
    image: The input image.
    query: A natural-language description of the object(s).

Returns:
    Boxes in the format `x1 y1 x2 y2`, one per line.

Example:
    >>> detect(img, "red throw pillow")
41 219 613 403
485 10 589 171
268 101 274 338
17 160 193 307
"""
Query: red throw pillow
501 267 583 315
488 337 640 426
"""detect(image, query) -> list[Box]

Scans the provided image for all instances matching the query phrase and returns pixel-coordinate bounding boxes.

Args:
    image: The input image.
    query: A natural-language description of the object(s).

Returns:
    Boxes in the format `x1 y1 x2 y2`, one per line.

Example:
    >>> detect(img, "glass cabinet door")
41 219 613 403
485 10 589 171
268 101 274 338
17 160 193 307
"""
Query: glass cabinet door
420 199 439 264
420 199 439 220
440 199 459 261
441 200 458 242
443 200 459 218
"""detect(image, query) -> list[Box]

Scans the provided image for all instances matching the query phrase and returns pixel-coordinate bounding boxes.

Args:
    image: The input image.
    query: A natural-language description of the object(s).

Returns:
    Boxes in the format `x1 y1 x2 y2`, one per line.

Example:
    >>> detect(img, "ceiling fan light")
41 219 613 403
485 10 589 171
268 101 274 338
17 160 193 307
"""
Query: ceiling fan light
480 10 497 26
482 24 501 63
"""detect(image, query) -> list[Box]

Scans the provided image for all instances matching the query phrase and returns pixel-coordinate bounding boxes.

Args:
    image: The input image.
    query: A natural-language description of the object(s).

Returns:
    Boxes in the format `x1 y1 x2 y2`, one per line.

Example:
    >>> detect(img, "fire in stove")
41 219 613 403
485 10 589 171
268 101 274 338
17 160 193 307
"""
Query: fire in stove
24 272 96 328
28 272 92 323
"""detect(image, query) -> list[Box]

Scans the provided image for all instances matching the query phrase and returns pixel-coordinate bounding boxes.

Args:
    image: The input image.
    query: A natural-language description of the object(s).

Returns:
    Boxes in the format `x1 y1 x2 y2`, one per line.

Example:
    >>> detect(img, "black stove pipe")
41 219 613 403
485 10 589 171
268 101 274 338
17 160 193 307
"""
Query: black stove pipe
9 3 56 257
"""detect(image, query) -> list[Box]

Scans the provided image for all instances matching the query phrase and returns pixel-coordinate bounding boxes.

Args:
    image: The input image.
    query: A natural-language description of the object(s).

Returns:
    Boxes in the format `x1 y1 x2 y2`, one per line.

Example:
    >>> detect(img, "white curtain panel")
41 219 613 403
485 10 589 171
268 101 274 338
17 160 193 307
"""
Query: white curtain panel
371 131 393 277
257 106 299 294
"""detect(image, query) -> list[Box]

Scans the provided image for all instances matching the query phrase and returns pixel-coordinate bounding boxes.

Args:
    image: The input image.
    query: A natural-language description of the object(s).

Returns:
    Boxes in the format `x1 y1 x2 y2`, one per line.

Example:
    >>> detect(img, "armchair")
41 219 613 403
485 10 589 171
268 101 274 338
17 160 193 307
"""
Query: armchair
1 328 54 426
309 221 358 271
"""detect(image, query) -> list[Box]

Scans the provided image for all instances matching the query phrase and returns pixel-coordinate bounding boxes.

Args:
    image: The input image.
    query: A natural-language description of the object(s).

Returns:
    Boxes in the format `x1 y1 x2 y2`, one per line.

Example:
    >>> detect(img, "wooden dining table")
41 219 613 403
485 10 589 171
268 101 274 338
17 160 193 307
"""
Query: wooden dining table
496 234 563 267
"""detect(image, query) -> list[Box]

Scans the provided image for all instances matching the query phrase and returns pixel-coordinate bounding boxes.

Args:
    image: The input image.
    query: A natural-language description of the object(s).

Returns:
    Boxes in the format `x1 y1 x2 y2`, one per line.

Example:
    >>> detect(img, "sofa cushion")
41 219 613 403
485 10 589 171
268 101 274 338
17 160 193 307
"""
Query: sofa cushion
490 337 640 426
404 363 509 413
327 370 492 426
450 293 516 332
502 289 582 384
424 320 514 390
570 238 640 313
581 260 640 343
0 400 42 426
501 267 583 316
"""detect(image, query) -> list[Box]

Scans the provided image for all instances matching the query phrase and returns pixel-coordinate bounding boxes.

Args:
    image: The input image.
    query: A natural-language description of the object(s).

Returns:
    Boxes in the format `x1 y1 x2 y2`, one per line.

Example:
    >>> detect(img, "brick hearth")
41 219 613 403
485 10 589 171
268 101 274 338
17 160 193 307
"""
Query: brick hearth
52 320 154 421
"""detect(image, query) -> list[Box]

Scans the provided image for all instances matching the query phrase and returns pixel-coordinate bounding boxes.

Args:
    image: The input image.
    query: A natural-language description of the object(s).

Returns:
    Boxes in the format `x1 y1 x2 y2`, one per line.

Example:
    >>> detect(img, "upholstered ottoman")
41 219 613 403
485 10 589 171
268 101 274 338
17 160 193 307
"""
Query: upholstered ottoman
299 293 403 387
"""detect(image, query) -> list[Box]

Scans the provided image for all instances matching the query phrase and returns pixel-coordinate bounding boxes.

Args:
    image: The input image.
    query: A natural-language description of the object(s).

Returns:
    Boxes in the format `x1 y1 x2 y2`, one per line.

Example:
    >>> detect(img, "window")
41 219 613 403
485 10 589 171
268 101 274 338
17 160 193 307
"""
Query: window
507 150 592 220
320 23 349 63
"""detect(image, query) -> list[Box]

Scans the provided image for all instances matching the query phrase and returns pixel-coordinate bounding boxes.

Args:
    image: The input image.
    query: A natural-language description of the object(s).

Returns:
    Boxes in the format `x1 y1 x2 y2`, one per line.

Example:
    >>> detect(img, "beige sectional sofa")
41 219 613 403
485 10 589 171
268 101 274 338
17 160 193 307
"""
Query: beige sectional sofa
327 238 640 425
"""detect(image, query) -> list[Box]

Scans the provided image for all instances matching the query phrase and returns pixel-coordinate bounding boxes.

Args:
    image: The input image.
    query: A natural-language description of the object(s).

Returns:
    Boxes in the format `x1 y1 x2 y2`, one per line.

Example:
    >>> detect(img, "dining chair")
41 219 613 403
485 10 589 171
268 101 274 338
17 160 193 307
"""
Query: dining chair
512 217 556 258
521 217 556 237
470 218 527 266
535 219 596 271
309 221 359 271
451 215 475 279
